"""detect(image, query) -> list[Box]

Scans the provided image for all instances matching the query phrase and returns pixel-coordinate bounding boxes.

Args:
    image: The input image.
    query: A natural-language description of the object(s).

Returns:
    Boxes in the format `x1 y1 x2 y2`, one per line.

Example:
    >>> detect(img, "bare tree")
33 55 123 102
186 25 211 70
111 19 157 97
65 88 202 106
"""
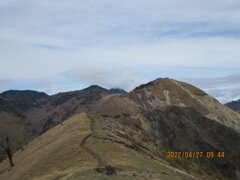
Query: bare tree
0 128 14 167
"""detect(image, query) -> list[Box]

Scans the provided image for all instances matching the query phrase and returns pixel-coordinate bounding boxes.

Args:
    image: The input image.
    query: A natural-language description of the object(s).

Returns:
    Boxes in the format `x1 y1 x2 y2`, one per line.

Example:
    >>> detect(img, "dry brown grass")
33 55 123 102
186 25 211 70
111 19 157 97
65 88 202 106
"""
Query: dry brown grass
0 113 96 179
0 113 195 180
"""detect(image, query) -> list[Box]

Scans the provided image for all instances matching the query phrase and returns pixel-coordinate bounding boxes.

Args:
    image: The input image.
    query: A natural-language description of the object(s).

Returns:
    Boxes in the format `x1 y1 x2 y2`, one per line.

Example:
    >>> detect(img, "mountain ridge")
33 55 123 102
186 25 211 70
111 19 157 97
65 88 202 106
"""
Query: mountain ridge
0 77 240 179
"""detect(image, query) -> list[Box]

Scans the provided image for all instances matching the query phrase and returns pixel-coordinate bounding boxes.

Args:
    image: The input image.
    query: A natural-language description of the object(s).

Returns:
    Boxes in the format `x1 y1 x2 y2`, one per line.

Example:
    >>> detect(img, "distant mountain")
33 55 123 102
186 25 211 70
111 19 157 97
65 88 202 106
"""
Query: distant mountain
0 90 48 112
1 90 48 99
109 88 127 94
225 99 240 113
0 78 240 179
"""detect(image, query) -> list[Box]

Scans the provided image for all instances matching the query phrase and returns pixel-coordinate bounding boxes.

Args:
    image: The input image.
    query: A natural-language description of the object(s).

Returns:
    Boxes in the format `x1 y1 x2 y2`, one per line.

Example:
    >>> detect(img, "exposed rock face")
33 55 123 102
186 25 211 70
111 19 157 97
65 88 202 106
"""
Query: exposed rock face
128 78 240 132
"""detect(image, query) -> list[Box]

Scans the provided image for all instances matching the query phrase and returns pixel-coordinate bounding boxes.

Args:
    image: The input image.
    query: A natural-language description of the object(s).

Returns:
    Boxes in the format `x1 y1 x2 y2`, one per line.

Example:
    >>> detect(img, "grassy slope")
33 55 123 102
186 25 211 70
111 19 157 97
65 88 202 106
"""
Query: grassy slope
0 111 32 162
0 113 194 180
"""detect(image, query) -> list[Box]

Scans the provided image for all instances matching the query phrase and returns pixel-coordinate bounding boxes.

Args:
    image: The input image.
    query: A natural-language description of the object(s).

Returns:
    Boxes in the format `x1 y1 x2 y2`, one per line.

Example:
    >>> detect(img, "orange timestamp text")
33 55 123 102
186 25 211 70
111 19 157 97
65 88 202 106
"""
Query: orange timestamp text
166 151 225 159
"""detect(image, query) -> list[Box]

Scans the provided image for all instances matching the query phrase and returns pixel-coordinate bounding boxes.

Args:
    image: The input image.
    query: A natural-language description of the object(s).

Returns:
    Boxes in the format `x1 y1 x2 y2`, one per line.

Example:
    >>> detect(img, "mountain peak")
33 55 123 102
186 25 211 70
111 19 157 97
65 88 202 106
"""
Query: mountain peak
134 77 207 97
130 78 240 132
133 77 174 91
84 85 109 92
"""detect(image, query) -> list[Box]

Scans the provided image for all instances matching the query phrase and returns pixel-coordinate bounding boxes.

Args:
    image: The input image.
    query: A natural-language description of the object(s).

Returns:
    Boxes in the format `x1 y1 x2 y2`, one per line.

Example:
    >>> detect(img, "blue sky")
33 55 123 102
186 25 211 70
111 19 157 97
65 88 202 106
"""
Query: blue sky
0 0 240 103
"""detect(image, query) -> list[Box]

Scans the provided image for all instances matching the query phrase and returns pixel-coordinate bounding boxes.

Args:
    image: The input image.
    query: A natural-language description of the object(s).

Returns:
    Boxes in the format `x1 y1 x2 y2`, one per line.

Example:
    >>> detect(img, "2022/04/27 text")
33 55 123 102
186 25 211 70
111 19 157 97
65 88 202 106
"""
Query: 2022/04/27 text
166 151 225 159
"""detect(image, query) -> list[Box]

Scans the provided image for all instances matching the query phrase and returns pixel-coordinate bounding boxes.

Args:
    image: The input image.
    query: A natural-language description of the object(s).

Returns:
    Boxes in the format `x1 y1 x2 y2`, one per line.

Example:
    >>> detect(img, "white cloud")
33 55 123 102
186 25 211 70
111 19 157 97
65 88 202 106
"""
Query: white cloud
0 0 240 100
1 0 240 47
183 74 240 88
64 63 148 90
1 37 239 81
183 74 240 103
0 79 10 86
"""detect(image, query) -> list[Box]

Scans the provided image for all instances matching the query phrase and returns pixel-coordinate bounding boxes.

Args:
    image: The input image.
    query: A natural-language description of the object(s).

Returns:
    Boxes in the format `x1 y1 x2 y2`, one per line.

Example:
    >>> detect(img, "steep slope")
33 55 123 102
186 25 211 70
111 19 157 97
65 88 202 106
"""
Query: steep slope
28 85 111 133
0 85 111 134
89 78 240 179
225 99 240 113
0 90 47 162
0 111 32 162
142 107 240 179
91 101 240 179
128 78 240 132
1 110 239 179
0 86 112 164
0 113 195 180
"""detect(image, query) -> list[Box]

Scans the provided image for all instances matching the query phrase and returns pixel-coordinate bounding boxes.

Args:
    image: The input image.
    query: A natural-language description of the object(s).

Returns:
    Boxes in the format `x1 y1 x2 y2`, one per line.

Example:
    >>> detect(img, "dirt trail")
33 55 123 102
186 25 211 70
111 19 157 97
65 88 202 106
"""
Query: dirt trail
79 115 105 167
79 114 197 179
